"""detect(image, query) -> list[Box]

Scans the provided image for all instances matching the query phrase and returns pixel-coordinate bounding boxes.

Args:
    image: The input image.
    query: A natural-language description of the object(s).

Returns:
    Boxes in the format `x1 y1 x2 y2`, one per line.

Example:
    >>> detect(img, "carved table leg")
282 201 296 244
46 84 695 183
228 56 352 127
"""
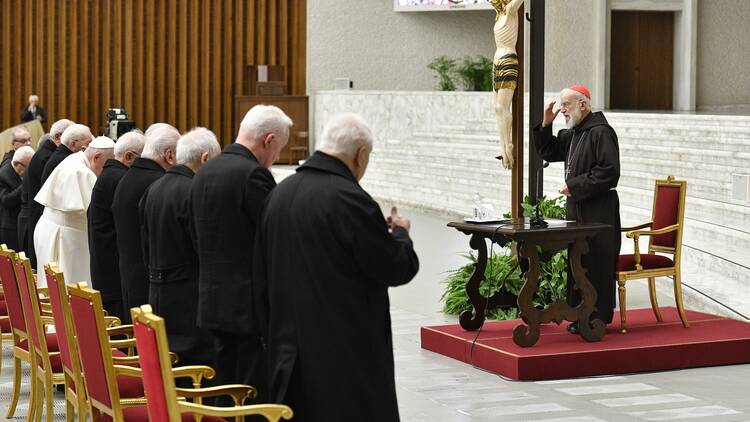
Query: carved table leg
512 241 541 347
459 234 488 331
570 237 606 342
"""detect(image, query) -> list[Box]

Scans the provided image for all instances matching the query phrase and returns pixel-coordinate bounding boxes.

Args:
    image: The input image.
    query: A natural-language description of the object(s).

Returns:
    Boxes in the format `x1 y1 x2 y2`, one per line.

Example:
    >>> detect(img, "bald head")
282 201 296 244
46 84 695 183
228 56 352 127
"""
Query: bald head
114 131 145 167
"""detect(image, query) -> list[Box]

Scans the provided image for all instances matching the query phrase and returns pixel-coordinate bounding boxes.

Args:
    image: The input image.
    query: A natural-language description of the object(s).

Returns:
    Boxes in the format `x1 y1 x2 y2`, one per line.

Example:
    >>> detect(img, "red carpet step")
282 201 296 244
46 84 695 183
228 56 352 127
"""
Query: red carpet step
420 307 750 381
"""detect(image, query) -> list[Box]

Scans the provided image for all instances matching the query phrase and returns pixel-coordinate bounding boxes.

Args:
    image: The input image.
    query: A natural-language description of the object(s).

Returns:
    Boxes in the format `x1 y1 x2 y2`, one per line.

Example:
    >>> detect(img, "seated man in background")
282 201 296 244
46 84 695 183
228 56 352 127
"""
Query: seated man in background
0 146 34 250
254 113 419 421
140 127 220 367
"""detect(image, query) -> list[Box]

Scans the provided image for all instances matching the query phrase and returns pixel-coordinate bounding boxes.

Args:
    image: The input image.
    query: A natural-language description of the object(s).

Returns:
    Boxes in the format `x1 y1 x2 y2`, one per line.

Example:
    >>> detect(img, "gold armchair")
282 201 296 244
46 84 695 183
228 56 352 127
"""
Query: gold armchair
616 176 689 333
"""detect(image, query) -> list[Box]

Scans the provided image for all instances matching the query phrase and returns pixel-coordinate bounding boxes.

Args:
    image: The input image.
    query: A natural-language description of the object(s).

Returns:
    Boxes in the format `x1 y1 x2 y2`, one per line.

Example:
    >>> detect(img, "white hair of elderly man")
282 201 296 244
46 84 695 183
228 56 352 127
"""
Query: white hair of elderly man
50 119 75 141
176 127 221 169
317 113 373 158
60 124 93 149
141 124 180 161
114 131 146 159
239 104 294 141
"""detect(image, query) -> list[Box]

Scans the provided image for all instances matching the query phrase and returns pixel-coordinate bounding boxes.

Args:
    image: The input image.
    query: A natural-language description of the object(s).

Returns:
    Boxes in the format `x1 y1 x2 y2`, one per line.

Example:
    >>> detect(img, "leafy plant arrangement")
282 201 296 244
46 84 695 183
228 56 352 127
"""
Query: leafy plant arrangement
427 55 458 91
441 195 569 320
456 55 493 91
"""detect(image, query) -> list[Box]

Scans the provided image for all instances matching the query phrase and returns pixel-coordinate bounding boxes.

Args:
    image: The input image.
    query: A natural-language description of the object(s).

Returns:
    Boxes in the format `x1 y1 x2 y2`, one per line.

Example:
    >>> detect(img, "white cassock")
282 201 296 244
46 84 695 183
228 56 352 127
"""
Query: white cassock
34 151 97 286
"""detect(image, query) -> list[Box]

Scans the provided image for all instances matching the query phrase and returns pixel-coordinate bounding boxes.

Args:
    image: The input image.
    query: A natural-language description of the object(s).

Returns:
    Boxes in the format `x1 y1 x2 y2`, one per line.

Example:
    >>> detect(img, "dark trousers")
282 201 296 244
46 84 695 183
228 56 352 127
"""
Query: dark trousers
210 330 267 407
1 228 18 252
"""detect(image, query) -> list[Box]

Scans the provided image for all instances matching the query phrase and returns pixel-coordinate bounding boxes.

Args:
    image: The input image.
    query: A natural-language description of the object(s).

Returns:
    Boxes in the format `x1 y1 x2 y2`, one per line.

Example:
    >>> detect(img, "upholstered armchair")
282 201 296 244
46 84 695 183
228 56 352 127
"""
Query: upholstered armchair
616 176 689 333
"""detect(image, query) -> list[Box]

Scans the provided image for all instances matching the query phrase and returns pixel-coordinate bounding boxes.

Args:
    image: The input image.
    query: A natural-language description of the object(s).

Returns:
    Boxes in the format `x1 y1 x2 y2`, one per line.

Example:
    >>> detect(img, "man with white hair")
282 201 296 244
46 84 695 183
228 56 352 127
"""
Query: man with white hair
191 104 291 403
20 94 47 124
533 84 621 334
254 113 419 421
41 123 93 184
88 131 145 321
23 119 74 265
113 123 179 320
2 127 32 168
0 146 34 250
140 127 220 367
34 136 115 285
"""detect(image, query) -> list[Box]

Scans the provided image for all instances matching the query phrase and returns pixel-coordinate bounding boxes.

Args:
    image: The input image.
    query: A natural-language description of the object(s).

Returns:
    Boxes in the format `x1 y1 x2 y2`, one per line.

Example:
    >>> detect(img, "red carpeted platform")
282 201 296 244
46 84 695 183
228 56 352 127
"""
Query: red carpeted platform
421 307 750 381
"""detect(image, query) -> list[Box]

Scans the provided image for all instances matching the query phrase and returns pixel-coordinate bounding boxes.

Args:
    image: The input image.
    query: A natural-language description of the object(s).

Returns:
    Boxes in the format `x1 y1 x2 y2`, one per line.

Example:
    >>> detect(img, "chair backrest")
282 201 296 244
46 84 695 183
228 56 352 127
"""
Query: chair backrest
13 252 50 367
132 305 182 422
649 176 687 257
68 282 122 420
45 263 84 391
0 245 27 338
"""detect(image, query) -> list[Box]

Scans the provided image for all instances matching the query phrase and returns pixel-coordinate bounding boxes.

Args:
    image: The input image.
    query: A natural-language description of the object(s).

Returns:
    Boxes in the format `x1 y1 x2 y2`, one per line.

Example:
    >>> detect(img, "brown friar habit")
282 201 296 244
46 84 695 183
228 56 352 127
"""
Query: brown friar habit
533 111 621 324
139 164 213 367
254 151 419 422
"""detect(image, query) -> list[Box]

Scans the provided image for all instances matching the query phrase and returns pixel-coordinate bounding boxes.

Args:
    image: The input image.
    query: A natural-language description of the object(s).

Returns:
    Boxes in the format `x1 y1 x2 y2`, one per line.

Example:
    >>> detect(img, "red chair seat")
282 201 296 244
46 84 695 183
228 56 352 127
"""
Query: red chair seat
98 405 227 421
617 254 674 272
19 332 59 352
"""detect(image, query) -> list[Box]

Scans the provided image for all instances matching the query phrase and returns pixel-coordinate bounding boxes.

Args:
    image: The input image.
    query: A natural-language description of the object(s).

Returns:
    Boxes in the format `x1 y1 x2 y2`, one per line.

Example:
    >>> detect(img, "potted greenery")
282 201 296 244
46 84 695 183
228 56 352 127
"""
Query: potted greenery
456 56 493 91
441 195 569 320
427 55 458 91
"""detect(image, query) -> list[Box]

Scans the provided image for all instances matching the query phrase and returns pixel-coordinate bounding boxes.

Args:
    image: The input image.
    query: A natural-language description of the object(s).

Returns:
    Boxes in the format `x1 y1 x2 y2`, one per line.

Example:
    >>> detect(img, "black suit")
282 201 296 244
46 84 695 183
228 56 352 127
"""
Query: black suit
41 144 73 185
0 164 23 250
254 152 419 421
140 164 213 367
1 150 14 168
88 159 129 321
21 106 47 124
191 143 275 396
112 158 165 321
23 138 57 265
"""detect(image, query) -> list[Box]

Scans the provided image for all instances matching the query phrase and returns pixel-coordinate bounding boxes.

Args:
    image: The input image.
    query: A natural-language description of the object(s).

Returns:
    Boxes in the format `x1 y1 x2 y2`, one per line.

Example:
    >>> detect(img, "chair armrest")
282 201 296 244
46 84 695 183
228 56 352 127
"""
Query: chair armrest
106 324 133 337
171 365 216 388
626 224 679 239
40 315 55 326
37 287 49 298
109 338 136 349
103 316 122 328
175 384 257 405
114 364 142 378
178 401 293 420
621 221 652 232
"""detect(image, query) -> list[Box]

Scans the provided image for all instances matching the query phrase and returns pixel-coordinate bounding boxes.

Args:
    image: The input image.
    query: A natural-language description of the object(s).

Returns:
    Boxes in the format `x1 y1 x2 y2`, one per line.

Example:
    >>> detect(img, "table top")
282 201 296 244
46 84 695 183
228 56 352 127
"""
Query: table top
448 219 611 238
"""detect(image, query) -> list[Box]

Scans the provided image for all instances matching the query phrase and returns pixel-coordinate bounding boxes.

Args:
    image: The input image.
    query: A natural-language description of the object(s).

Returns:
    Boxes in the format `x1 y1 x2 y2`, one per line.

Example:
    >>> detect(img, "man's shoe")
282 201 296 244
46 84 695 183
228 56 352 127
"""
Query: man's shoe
566 322 579 334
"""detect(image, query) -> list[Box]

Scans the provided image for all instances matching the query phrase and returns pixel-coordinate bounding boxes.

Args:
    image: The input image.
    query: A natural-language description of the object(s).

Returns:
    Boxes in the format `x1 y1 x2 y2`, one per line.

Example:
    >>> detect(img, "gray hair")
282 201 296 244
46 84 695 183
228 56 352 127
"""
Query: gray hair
11 127 30 141
239 105 293 141
50 119 75 139
560 88 591 109
12 145 34 163
60 124 92 147
317 113 374 157
114 131 145 158
176 127 221 166
141 124 180 160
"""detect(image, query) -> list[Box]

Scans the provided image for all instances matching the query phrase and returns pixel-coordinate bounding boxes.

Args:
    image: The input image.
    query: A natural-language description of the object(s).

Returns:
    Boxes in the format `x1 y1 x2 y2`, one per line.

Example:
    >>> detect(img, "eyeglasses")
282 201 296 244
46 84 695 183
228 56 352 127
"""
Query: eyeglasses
558 99 581 111
13 138 32 145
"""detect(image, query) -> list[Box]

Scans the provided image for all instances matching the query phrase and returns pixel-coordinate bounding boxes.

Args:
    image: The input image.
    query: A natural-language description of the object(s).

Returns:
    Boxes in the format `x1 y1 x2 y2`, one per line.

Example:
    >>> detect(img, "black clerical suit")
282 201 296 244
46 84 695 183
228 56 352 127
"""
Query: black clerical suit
140 164 213 367
23 137 57 265
191 143 275 400
1 150 14 168
21 106 47 124
88 159 129 321
254 151 420 422
40 144 73 185
0 164 23 251
112 158 165 322
533 111 621 324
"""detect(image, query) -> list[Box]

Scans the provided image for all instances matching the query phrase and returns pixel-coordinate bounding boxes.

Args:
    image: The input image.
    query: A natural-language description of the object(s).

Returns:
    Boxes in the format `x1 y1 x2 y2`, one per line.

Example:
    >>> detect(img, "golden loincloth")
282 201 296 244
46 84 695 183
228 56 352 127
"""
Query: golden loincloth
493 53 519 91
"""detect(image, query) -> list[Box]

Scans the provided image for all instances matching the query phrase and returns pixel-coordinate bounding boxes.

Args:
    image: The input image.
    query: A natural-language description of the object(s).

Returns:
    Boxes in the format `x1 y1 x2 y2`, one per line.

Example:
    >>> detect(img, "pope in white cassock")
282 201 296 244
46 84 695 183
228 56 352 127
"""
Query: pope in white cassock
34 130 114 286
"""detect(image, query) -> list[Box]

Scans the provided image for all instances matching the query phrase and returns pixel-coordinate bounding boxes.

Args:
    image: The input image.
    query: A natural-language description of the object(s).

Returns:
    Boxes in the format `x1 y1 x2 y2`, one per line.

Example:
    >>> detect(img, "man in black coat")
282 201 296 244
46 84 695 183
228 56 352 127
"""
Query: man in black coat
23 119 74 266
40 123 91 185
140 128 220 367
1 127 32 168
254 113 419 422
191 105 292 401
113 124 179 321
0 147 34 250
87 131 144 321
533 84 621 332
20 94 47 124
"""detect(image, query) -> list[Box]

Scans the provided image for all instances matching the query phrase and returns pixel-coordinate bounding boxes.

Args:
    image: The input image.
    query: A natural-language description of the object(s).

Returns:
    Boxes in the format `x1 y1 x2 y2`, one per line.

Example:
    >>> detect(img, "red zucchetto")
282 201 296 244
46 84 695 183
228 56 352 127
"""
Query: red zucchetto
567 84 591 99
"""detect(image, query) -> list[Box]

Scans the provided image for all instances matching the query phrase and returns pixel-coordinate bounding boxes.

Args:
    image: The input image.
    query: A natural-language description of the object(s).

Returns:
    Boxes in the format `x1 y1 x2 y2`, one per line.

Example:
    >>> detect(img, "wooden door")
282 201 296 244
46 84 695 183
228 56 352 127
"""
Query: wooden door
610 11 674 110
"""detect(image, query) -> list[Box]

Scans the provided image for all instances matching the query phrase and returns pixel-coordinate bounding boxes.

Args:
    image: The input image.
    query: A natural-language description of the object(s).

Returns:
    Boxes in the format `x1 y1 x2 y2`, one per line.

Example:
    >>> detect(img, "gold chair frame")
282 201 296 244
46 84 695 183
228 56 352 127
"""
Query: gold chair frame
617 176 690 333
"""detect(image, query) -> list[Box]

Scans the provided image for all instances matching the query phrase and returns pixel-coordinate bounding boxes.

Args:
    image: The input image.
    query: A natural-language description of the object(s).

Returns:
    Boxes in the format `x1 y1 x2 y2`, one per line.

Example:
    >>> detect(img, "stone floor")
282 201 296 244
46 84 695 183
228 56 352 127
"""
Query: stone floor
1 206 748 421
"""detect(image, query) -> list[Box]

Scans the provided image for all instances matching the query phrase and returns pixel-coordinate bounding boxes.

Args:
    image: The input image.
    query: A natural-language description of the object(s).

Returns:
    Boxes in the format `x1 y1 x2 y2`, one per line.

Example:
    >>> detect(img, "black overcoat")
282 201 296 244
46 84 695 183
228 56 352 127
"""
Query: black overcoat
88 159 129 310
0 164 22 250
1 150 14 168
23 137 57 264
533 111 622 323
139 164 213 365
112 158 165 317
191 143 276 334
21 105 47 124
40 143 73 185
254 152 419 422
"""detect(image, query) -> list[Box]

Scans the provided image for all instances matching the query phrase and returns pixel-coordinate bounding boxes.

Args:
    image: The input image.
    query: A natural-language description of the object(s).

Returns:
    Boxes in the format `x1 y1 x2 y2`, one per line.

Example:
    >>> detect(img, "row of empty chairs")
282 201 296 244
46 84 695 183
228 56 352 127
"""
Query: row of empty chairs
0 244 293 421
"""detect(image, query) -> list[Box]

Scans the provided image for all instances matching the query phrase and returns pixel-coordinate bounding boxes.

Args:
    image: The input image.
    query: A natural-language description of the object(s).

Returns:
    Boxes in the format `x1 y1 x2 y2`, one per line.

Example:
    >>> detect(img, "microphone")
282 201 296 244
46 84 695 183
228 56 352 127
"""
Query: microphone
530 161 549 228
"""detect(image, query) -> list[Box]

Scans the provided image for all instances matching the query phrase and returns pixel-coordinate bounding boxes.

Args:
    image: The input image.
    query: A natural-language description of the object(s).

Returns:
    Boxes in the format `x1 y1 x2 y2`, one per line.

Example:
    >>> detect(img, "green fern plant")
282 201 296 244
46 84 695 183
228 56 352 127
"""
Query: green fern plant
427 55 457 91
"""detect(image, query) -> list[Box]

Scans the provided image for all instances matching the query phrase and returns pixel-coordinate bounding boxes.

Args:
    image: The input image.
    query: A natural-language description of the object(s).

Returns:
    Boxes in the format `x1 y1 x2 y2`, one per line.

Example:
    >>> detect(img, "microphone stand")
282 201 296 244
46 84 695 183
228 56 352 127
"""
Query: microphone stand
529 161 549 228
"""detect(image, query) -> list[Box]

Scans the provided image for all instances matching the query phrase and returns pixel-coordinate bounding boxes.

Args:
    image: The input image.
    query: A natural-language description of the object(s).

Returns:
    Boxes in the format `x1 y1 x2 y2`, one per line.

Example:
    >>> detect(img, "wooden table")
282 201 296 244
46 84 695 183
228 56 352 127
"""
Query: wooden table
448 220 611 347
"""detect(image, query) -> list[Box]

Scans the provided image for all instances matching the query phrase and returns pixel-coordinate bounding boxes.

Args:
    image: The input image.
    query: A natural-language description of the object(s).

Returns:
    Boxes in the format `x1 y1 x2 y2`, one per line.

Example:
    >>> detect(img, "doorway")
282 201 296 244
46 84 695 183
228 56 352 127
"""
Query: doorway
610 11 674 110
